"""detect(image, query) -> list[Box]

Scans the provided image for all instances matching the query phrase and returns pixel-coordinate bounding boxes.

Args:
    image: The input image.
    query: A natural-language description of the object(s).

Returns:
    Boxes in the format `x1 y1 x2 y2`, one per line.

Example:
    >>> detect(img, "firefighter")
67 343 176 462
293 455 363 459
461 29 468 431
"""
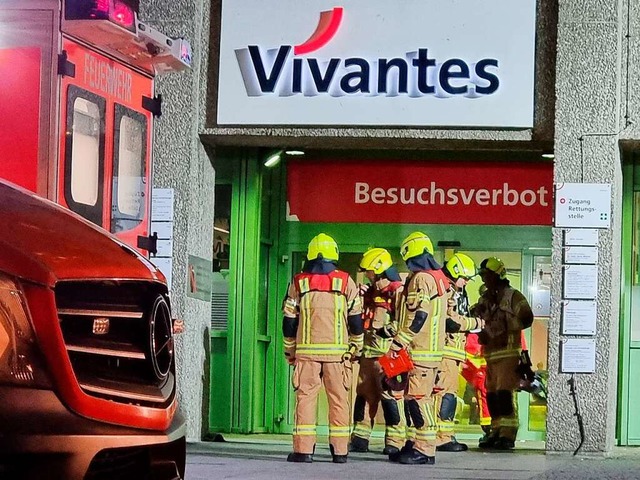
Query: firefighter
435 253 484 452
385 231 451 465
350 248 405 455
282 233 364 464
476 257 533 450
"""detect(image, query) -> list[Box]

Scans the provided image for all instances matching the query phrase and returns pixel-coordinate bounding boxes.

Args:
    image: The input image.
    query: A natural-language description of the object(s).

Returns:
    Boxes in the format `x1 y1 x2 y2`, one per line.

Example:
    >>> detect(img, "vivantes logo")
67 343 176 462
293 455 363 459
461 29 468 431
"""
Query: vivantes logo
235 7 501 98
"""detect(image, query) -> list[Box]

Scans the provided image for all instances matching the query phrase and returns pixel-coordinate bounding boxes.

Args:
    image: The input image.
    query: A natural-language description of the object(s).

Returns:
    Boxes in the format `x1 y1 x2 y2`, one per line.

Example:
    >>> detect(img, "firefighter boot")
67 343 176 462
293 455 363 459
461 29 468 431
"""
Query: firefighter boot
479 433 499 449
398 448 435 465
388 440 414 462
478 425 493 447
349 436 369 453
286 453 313 463
330 445 348 464
493 438 516 450
437 436 468 452
383 445 400 456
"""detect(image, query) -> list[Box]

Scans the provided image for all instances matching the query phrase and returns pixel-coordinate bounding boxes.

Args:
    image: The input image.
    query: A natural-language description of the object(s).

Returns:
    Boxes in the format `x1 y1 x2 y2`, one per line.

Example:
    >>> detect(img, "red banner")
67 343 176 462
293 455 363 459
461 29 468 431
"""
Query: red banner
287 159 553 225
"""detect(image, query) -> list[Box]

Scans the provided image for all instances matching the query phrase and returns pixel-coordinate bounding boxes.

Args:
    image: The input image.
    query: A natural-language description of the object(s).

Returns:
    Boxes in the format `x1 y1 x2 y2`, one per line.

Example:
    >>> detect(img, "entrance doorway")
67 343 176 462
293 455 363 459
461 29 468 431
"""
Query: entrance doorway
278 242 549 442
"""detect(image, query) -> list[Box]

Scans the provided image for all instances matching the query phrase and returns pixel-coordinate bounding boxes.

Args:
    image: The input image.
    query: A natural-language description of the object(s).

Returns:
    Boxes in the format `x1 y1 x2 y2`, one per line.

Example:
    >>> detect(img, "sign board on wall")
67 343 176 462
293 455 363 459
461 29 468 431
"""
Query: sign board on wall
561 338 596 373
562 300 597 335
554 183 611 228
218 0 536 127
287 160 553 225
187 255 213 302
150 188 174 289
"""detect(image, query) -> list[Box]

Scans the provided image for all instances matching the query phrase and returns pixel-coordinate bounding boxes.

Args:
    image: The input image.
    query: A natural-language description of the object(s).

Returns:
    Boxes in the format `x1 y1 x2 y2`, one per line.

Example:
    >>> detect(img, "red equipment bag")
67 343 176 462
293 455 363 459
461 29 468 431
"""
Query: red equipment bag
379 349 414 378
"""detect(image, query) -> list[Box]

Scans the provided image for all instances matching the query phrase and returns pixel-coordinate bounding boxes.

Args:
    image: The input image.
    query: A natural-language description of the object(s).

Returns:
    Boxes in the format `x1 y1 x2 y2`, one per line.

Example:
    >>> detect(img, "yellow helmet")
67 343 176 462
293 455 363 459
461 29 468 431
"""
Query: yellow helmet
446 253 477 280
360 248 393 275
307 233 339 261
480 256 507 280
400 231 434 261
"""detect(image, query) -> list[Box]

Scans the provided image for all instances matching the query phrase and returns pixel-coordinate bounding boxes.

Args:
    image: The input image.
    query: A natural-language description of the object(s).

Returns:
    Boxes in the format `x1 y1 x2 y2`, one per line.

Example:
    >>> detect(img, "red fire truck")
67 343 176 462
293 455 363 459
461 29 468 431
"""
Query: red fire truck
0 0 190 253
0 0 191 478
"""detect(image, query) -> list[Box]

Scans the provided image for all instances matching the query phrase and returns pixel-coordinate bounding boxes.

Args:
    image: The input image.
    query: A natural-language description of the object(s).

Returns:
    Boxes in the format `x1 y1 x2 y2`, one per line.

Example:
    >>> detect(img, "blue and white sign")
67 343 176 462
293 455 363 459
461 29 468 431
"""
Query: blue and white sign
217 0 537 127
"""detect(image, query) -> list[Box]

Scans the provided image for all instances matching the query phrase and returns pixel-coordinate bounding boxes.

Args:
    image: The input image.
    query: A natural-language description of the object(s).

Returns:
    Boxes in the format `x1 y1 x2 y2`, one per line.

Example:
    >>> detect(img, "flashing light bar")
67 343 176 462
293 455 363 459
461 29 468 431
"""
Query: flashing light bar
63 0 192 74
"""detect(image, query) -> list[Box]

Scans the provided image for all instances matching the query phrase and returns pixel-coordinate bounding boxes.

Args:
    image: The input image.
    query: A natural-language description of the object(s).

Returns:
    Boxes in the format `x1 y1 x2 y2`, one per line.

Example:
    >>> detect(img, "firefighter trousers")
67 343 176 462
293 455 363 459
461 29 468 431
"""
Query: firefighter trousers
292 360 352 455
351 357 406 449
485 356 520 442
405 365 438 456
475 366 492 430
435 358 460 445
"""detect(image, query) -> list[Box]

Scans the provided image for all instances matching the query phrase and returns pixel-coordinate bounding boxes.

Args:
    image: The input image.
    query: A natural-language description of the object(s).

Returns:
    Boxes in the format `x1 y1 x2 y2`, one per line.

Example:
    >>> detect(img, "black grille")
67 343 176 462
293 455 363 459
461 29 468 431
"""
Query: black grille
85 447 150 480
55 281 175 408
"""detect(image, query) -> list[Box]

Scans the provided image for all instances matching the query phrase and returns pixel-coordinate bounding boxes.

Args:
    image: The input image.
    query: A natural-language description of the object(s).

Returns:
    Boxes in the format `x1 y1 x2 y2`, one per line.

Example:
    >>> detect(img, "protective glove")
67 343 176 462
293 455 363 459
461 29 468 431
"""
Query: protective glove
376 324 397 339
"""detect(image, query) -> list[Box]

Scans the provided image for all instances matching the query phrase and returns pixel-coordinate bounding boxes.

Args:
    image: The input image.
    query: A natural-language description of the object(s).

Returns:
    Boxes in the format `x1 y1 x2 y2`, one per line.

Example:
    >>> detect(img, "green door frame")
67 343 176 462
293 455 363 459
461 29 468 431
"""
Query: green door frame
210 148 284 434
618 160 634 445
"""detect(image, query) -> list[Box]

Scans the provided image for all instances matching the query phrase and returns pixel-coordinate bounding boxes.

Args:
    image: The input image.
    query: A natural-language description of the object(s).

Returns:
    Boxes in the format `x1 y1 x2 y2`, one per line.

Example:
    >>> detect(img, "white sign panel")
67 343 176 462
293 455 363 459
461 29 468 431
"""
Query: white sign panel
156 239 173 258
561 339 596 373
151 188 175 222
151 257 173 290
151 221 173 240
563 264 598 299
564 246 599 265
218 0 536 127
564 228 599 246
554 183 611 228
562 300 597 335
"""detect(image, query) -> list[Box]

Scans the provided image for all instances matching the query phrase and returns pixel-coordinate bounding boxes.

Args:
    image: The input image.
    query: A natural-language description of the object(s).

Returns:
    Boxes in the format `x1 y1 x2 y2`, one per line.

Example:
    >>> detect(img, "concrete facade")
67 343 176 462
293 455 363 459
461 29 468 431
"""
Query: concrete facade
146 0 639 453
547 0 625 453
140 0 214 441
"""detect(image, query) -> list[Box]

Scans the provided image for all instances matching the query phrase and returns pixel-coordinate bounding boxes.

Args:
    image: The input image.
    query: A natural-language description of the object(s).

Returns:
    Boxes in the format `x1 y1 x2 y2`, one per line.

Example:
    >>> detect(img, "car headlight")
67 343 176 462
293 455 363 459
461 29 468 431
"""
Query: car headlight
0 274 50 388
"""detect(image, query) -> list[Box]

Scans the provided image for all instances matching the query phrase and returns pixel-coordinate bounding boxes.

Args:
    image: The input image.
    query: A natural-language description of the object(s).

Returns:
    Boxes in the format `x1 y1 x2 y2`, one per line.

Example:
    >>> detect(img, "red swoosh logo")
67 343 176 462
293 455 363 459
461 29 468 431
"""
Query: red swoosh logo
294 7 343 55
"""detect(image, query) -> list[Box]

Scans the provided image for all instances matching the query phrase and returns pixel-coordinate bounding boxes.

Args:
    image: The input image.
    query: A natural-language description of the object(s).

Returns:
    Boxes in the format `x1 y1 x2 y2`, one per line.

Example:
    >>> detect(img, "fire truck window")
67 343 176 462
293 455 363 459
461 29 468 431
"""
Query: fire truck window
64 86 105 227
71 98 100 205
111 104 147 233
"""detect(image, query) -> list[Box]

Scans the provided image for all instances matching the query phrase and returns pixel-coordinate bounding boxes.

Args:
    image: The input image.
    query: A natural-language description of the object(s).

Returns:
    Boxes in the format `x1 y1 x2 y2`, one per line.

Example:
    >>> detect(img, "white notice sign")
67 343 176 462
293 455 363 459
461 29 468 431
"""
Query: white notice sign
151 188 175 222
151 221 173 240
564 246 598 265
562 300 597 335
156 239 173 258
554 183 611 228
151 257 173 290
564 228 599 246
561 338 596 373
563 264 598 299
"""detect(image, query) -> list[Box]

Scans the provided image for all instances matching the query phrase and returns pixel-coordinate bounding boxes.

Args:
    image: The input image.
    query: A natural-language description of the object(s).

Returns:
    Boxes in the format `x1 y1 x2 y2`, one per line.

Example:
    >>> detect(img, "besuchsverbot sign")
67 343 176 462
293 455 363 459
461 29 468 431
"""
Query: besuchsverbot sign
218 0 536 127
287 160 553 225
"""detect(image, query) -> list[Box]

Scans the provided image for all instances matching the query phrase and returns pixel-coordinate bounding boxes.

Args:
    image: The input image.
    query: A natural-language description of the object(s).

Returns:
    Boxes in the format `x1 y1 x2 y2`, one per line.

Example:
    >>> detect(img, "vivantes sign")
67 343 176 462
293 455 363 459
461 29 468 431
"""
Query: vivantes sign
218 0 536 127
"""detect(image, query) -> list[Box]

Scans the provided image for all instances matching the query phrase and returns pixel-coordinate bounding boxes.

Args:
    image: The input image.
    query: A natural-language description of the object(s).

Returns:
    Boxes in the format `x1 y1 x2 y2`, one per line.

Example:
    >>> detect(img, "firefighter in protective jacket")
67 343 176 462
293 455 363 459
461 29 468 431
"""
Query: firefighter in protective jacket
385 232 451 465
476 257 533 450
435 253 484 452
282 233 363 464
349 248 405 455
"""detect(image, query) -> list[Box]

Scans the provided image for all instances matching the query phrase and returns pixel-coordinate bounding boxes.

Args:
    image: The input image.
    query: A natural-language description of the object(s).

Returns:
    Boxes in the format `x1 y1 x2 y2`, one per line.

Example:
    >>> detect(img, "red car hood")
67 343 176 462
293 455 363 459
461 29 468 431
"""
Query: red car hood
0 181 163 286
